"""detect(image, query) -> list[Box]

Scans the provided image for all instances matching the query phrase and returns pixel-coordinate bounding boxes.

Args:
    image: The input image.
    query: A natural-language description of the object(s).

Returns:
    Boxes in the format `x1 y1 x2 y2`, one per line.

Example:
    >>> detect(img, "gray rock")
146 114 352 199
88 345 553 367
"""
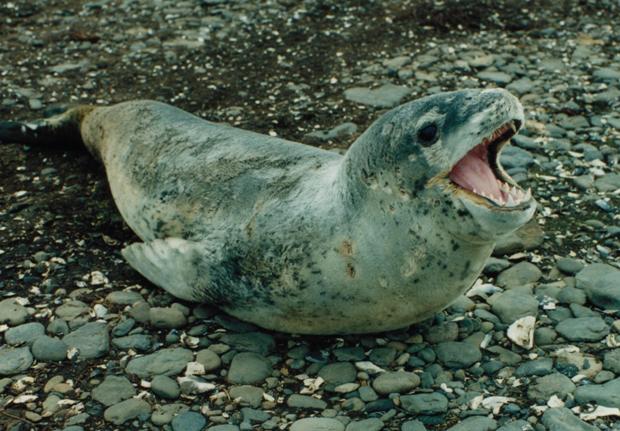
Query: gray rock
574 378 620 407
229 385 264 408
4 322 45 345
446 416 497 431
346 418 383 431
424 322 459 344
220 332 275 356
603 349 620 373
593 67 620 81
318 362 357 386
497 420 533 431
359 385 378 402
151 375 180 400
369 347 397 367
493 219 543 255
126 348 193 378
106 291 144 305
557 258 585 275
207 426 240 431
63 321 109 359
305 122 358 144
372 371 420 394
227 352 272 385
287 394 327 410
401 420 427 431
507 77 536 94
477 70 512 85
534 327 558 345
344 84 411 108
290 417 345 431
515 358 554 377
557 287 587 305
92 375 136 406
500 146 534 169
0 346 33 375
576 264 620 310
496 262 542 288
55 300 89 321
103 398 151 425
542 407 597 431
556 317 609 342
484 257 511 275
47 318 69 336
196 348 223 371
0 298 29 326
490 290 538 324
400 392 448 414
527 373 576 401
151 403 189 426
31 336 68 361
112 334 152 351
435 342 481 368
595 173 620 192
171 411 207 431
149 306 187 329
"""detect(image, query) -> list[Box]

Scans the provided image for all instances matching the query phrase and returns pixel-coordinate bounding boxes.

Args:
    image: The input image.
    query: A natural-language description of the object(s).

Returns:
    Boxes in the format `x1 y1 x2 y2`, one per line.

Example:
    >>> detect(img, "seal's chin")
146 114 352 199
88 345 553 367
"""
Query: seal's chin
448 121 532 210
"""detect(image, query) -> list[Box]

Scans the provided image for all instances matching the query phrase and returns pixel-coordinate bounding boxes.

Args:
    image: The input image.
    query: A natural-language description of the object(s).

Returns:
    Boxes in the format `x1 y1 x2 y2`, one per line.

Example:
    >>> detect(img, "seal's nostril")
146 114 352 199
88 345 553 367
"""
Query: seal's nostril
513 119 522 130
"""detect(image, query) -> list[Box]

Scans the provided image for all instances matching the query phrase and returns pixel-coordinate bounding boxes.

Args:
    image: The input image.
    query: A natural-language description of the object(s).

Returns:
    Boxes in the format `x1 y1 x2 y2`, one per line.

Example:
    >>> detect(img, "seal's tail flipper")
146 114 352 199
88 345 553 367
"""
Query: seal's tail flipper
122 238 213 302
0 106 94 147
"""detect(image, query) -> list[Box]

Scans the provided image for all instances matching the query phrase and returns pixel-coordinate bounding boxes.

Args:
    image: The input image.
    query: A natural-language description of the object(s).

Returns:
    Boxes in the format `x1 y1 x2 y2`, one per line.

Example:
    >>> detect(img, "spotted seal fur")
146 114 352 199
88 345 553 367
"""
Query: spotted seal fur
1 89 536 334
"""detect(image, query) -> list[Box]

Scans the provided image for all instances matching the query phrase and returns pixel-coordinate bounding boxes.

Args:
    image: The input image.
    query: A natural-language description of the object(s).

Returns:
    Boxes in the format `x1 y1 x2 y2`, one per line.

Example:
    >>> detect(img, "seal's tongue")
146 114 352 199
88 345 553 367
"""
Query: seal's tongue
449 142 504 203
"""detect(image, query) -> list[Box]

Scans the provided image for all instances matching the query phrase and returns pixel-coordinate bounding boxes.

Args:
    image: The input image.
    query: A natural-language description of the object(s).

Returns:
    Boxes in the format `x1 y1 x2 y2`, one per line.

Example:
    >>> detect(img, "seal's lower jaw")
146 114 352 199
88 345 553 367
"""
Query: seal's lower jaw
445 121 537 237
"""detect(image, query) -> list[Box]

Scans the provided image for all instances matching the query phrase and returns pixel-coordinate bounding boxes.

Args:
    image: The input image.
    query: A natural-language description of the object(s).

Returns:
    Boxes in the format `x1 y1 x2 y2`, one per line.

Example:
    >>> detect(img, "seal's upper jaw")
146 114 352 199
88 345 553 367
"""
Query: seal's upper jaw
448 120 532 210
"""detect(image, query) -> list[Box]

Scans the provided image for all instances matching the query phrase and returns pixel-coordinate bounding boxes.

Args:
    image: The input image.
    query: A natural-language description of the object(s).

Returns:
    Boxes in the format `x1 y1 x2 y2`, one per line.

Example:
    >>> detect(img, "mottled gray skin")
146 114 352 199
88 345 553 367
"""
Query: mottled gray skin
3 89 535 334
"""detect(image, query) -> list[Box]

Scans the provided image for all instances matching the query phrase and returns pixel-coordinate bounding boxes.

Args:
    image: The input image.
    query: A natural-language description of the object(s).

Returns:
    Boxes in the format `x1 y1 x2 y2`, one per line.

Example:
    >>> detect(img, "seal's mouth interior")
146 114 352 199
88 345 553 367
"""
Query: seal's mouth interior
449 121 531 207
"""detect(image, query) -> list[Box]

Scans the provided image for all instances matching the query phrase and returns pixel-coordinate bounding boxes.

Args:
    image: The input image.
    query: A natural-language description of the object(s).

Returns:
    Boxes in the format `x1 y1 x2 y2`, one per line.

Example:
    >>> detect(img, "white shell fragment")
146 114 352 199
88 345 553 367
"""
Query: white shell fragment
507 316 536 349
580 406 620 421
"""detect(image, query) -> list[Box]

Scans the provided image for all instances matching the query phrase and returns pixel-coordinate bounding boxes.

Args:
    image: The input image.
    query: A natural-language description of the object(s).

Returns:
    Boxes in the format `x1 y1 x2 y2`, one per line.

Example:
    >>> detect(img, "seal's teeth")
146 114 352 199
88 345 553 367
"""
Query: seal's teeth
524 188 532 201
506 194 517 207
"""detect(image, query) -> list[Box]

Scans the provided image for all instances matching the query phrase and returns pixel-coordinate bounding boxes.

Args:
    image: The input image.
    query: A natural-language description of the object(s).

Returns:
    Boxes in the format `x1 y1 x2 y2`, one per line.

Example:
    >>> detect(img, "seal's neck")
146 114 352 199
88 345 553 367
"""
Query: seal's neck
335 116 393 210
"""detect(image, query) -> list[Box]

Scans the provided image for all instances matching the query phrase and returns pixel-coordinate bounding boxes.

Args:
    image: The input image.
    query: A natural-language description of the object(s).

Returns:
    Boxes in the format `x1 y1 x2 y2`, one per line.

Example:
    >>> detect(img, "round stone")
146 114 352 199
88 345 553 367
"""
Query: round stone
0 346 33 375
62 322 110 359
555 317 609 342
574 378 620 408
171 411 207 431
229 385 264 408
227 352 272 385
576 263 620 310
103 398 151 425
345 418 383 431
372 371 420 394
318 362 357 386
31 336 68 361
92 375 137 407
196 348 222 371
490 290 538 324
290 417 345 431
435 342 481 368
0 298 29 326
400 392 448 414
126 348 193 379
527 373 576 401
287 394 327 410
4 322 45 346
151 375 180 400
149 307 187 329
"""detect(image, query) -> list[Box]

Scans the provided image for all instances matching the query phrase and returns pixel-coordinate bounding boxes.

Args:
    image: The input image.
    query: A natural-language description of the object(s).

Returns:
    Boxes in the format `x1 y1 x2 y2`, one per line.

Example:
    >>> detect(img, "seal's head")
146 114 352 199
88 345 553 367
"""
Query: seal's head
351 88 536 242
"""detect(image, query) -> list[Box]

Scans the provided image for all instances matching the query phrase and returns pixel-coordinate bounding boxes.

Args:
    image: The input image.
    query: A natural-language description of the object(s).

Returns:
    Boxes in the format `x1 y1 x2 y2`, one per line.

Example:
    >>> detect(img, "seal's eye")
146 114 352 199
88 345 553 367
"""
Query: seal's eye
418 124 438 146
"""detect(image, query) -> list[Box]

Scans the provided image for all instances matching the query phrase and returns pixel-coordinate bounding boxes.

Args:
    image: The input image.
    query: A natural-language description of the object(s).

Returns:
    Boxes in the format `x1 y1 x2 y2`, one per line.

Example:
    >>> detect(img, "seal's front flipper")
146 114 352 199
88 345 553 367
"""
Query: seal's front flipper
0 106 93 147
122 238 212 302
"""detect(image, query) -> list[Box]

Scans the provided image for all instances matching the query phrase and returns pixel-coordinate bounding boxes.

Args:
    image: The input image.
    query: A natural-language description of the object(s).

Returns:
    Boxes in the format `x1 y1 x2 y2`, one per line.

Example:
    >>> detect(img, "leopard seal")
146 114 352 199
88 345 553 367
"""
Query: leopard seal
1 88 536 334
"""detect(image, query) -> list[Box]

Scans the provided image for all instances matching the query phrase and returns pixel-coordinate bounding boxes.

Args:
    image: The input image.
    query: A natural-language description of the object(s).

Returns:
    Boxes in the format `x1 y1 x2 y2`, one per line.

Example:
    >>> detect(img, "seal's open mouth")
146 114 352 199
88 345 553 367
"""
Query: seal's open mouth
449 121 531 208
